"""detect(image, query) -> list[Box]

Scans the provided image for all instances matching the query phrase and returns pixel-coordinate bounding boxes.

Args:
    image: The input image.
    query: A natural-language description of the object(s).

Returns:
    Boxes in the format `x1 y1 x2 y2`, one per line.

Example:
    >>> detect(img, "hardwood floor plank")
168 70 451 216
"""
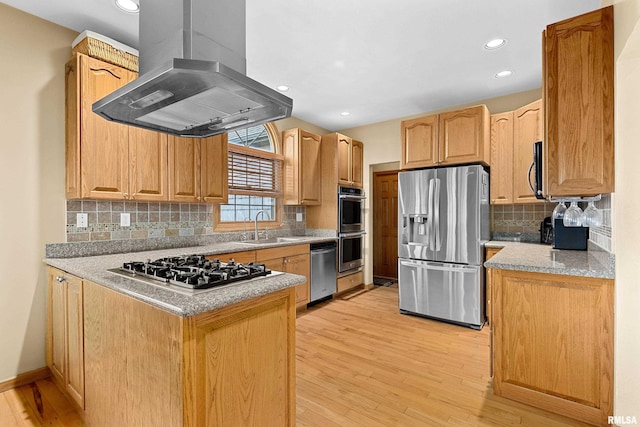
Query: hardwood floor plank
0 394 22 426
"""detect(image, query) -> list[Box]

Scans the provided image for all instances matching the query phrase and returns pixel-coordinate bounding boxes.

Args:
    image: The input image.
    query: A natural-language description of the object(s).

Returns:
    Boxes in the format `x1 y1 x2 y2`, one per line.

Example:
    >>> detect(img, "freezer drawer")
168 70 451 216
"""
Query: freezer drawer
398 258 484 329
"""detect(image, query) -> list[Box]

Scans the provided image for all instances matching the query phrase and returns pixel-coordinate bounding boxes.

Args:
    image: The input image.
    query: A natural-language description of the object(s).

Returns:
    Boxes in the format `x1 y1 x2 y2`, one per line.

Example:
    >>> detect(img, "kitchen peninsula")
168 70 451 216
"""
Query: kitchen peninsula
44 238 327 426
485 242 614 425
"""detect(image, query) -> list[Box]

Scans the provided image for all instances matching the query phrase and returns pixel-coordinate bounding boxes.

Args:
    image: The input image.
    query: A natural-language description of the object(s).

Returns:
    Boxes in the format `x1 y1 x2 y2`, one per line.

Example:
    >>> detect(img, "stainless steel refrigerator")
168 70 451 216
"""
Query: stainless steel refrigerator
397 165 489 329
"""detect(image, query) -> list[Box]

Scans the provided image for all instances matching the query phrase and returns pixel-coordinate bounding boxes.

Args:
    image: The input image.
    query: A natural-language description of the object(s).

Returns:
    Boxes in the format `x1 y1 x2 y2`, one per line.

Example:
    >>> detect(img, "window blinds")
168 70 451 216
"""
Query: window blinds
227 148 282 196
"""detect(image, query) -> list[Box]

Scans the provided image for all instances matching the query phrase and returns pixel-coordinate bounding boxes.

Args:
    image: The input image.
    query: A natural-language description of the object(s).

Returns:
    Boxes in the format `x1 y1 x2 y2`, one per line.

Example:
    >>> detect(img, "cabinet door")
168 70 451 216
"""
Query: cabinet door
490 112 514 204
65 275 85 409
439 105 489 166
47 270 67 384
351 140 364 188
400 115 438 169
285 253 310 307
168 136 201 202
545 7 614 197
299 130 322 204
79 55 131 199
201 134 228 203
513 100 542 203
337 134 353 185
129 128 168 201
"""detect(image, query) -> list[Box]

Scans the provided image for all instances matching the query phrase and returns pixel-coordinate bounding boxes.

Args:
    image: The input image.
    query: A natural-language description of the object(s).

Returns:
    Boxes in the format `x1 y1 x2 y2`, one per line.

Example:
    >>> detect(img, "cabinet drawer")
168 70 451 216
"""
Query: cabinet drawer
206 250 256 265
337 271 364 293
256 244 309 261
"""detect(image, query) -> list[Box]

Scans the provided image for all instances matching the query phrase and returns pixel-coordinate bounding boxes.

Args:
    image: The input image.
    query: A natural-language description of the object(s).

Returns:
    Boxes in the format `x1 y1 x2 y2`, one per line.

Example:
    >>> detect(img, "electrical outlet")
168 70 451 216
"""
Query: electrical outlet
121 212 131 227
296 212 303 222
77 213 88 228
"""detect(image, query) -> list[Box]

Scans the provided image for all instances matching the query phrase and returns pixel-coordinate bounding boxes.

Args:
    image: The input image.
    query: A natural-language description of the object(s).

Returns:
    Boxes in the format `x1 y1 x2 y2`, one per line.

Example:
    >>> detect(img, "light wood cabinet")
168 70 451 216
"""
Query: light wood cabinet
492 268 613 425
544 6 614 197
484 247 501 327
168 135 228 203
489 112 514 204
282 128 322 205
46 268 84 409
65 53 168 201
329 133 363 188
337 270 364 293
490 100 543 205
257 244 310 308
206 250 256 265
401 105 490 169
82 278 296 426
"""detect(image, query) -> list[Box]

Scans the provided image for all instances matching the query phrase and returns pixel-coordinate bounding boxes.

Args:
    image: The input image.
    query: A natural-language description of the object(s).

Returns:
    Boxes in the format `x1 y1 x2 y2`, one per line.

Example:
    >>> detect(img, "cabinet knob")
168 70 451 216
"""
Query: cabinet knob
55 276 66 283
124 192 129 199
198 196 202 201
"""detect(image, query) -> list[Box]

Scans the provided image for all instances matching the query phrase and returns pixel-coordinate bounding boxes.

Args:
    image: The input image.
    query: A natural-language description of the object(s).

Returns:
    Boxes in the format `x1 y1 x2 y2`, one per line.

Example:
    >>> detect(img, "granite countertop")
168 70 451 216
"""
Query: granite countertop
44 236 336 317
484 241 615 279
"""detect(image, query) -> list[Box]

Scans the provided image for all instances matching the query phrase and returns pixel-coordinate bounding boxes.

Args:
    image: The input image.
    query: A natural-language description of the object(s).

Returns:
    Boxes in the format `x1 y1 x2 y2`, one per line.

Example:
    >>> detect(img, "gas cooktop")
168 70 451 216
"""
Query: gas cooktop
108 254 280 295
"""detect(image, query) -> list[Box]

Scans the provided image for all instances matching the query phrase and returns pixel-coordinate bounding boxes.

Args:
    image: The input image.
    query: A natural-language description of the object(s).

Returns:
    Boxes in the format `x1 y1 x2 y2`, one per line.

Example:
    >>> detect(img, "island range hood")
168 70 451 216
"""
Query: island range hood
92 0 292 138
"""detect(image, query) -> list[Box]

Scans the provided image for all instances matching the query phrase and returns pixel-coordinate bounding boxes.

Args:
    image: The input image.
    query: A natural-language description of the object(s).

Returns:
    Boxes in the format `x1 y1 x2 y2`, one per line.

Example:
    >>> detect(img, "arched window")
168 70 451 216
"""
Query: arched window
215 123 282 230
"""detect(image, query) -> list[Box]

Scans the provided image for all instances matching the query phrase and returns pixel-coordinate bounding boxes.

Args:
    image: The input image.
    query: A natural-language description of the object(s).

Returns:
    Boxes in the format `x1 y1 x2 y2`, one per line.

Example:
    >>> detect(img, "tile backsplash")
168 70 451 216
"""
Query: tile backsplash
589 194 613 252
491 203 555 243
66 200 305 242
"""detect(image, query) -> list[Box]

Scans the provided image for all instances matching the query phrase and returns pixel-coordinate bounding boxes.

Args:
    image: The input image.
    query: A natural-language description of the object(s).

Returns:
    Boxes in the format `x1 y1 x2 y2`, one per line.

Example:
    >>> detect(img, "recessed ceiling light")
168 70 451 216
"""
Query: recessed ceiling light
340 112 350 116
484 38 507 50
276 85 289 92
495 70 513 78
115 0 139 13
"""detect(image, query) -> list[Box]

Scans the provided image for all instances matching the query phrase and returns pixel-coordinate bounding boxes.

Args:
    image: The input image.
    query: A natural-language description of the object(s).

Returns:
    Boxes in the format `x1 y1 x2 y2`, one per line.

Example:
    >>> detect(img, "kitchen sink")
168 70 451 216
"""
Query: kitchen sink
234 237 309 246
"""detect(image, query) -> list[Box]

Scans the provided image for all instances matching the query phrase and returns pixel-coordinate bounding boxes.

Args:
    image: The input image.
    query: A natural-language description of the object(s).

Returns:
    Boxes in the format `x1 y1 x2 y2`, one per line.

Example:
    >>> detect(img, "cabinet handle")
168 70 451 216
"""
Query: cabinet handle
55 276 67 283
198 196 202 201
123 192 129 199
131 193 137 200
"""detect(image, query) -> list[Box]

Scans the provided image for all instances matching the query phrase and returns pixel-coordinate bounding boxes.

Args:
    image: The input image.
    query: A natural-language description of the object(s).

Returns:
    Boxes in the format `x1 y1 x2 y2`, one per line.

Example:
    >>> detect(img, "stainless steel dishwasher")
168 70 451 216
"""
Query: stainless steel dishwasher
310 242 337 304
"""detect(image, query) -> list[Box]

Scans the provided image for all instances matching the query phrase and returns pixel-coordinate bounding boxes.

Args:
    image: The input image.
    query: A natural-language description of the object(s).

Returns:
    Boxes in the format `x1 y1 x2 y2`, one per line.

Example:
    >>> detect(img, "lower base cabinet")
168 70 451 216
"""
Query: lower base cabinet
50 271 296 426
256 244 311 308
337 270 364 293
492 269 613 426
46 268 85 410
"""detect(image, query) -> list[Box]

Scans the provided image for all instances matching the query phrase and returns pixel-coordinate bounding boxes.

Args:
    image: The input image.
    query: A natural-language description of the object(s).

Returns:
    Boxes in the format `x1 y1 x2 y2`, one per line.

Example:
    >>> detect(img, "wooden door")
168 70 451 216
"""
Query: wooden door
439 105 489 166
545 6 614 197
79 55 131 199
337 134 352 185
65 275 85 409
373 171 399 279
129 128 168 201
285 253 310 306
201 134 228 203
168 136 201 202
400 115 438 169
490 112 514 204
513 100 542 203
299 130 322 204
47 269 66 385
351 140 364 188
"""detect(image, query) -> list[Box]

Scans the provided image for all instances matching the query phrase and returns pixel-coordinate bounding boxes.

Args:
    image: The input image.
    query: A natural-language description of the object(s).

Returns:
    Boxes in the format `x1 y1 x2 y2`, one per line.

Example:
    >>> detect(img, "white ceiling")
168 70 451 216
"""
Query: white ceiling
2 0 601 131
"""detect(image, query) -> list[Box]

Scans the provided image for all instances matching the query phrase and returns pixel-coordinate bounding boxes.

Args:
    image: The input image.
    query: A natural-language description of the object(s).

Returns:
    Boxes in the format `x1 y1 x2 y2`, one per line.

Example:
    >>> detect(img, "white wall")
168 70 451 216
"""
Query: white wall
0 4 75 382
611 0 640 419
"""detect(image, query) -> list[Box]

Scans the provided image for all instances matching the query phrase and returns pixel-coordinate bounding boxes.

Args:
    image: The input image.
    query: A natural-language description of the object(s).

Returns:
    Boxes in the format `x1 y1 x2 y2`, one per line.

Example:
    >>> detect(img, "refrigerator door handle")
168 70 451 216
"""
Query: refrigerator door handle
434 177 441 251
399 259 478 272
427 178 435 250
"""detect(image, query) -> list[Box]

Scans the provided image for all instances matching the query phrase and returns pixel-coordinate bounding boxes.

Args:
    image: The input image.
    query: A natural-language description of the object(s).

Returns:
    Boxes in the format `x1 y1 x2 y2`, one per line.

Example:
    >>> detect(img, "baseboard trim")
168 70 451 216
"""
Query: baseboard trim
0 367 51 393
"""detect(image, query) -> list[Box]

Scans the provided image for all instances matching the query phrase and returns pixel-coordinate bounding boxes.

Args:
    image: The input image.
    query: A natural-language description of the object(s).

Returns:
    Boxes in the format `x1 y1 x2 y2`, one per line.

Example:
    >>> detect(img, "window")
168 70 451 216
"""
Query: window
214 123 282 230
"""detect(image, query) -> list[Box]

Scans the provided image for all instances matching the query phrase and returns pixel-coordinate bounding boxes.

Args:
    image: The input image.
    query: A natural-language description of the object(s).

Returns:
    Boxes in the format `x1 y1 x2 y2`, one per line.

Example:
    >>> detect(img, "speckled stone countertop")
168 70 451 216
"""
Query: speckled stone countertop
484 241 615 279
44 237 337 317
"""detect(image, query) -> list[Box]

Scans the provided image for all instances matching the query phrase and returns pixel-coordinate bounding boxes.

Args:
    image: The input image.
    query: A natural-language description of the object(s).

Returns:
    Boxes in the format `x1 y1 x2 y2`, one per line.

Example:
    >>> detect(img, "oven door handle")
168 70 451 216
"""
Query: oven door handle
339 194 367 200
339 232 367 238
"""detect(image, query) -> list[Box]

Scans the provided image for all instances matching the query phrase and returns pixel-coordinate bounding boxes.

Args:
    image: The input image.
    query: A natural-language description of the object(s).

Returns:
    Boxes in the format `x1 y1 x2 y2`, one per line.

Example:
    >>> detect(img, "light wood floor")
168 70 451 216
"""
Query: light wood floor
1 286 590 426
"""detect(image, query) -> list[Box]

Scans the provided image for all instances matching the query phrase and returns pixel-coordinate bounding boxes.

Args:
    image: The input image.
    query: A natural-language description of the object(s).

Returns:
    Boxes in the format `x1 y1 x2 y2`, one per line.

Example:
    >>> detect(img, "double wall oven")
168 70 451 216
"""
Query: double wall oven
338 186 365 274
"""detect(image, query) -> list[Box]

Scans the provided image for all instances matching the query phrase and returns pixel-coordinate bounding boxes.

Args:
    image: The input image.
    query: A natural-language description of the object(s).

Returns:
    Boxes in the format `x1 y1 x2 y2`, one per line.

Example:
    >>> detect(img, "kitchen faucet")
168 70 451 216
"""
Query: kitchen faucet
254 210 271 240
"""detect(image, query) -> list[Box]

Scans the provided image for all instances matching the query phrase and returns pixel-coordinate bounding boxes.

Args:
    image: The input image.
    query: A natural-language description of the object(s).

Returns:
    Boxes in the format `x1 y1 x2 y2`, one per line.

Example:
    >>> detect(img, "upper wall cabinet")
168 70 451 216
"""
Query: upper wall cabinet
333 133 363 188
401 105 490 169
282 128 322 205
168 135 228 203
66 54 168 201
544 6 614 197
490 99 544 205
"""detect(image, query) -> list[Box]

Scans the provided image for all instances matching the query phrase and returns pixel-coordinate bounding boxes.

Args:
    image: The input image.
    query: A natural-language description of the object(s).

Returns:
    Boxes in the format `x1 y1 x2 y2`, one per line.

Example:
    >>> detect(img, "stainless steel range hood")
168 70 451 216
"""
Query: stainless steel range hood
92 0 292 138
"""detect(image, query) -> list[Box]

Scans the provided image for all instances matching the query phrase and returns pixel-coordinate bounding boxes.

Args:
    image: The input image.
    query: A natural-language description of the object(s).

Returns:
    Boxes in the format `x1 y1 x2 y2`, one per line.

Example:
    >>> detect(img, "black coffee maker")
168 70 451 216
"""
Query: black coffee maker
553 218 588 250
